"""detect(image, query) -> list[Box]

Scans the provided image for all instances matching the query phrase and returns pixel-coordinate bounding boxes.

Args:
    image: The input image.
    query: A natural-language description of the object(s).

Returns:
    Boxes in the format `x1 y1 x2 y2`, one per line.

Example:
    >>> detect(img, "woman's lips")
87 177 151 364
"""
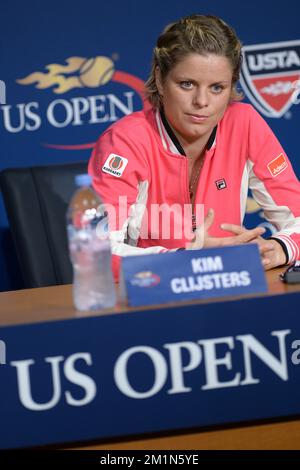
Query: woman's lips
186 113 209 122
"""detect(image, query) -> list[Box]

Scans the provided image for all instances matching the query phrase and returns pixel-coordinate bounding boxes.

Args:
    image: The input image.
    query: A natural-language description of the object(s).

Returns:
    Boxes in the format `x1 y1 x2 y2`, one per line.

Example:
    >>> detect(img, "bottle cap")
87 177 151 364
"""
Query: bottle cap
75 174 92 187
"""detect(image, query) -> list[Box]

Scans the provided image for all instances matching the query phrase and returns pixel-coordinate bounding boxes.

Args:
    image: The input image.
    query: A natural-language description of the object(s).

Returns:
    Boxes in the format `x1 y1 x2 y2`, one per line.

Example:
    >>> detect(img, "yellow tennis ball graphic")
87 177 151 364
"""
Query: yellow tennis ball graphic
79 56 115 87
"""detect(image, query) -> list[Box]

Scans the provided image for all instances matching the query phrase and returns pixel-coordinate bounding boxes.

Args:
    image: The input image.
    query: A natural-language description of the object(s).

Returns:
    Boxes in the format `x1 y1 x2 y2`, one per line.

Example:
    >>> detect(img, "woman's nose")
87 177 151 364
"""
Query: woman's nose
192 88 209 108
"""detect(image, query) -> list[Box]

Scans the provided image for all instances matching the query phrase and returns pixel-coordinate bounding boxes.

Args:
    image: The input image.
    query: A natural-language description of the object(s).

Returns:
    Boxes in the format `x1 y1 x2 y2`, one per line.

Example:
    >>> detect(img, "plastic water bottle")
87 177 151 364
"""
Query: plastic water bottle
67 174 116 311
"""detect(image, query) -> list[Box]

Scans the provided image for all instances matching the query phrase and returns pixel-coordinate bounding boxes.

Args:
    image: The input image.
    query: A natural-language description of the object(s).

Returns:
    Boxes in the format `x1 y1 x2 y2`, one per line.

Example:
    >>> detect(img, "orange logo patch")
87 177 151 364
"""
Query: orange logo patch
267 153 288 177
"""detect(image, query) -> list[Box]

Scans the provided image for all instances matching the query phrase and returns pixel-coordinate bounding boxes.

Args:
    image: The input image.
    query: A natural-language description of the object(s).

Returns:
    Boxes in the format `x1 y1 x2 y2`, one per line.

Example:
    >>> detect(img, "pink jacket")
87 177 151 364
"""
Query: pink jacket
88 102 300 278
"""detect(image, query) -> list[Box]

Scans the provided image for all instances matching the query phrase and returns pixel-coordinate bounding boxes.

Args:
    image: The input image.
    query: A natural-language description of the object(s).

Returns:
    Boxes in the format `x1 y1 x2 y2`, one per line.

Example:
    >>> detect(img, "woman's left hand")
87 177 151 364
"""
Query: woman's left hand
220 223 287 270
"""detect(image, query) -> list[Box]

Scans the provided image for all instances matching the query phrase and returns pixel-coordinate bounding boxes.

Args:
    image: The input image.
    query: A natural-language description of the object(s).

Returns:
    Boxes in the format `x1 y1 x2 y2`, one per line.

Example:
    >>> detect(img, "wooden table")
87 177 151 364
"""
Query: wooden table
1 268 300 450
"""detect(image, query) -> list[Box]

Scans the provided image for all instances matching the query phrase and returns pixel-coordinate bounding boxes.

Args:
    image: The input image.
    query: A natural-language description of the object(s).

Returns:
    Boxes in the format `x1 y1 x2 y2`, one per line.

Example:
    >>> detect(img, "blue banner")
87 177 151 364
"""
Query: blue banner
0 291 300 448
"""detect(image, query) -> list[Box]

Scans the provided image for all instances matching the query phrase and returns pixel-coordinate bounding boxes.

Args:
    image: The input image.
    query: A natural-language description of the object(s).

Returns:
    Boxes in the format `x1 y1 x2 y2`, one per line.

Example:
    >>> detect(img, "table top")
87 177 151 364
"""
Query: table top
72 417 300 450
0 267 299 327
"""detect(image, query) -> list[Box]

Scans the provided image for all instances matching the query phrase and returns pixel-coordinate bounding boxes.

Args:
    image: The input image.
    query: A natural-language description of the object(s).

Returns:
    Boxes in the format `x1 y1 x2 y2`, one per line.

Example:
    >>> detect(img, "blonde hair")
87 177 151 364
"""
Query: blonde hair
145 14 243 108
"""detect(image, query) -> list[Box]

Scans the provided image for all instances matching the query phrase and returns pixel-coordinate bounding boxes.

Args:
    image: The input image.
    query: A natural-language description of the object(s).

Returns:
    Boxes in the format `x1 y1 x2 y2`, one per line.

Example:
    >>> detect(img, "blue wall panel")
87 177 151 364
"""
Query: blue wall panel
1 0 299 290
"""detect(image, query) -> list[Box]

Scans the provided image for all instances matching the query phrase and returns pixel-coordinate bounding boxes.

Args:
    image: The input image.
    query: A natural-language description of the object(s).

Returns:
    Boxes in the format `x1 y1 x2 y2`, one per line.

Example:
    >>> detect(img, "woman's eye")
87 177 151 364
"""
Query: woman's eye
211 84 224 93
180 81 193 89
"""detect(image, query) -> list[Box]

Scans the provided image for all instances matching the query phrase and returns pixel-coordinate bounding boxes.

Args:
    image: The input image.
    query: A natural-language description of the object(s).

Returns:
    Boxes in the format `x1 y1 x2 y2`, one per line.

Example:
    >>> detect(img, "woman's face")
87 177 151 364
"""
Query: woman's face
156 53 233 145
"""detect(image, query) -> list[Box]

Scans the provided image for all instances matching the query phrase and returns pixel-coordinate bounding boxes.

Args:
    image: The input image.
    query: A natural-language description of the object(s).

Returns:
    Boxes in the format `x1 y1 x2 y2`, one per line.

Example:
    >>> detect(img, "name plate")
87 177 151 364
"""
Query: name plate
121 244 267 307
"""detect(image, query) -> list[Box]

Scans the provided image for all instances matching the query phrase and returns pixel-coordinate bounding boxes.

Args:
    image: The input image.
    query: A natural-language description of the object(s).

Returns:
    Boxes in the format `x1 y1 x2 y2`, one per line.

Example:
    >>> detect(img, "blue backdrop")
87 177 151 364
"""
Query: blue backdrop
1 0 299 291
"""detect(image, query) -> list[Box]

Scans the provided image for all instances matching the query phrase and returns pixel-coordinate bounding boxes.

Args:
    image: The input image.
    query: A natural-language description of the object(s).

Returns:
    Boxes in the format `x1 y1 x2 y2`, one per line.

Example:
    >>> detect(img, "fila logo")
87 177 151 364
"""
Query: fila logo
215 179 227 190
267 153 288 177
102 154 128 177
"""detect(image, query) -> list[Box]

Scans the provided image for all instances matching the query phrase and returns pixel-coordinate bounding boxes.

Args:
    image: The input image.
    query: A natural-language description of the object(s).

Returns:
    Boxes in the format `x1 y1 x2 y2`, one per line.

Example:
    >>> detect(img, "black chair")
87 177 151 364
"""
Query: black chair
0 161 88 288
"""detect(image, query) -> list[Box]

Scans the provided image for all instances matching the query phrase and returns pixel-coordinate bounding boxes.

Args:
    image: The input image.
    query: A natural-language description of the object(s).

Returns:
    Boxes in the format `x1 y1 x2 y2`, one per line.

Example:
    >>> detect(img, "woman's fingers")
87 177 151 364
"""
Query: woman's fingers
258 243 275 255
220 223 244 235
222 228 265 245
189 217 273 253
221 223 266 241
237 227 265 242
203 208 215 232
187 209 215 250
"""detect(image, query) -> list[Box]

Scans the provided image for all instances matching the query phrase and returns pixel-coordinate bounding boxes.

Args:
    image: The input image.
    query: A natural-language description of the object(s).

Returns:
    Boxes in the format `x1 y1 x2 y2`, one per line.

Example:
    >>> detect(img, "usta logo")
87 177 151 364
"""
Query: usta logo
240 40 300 118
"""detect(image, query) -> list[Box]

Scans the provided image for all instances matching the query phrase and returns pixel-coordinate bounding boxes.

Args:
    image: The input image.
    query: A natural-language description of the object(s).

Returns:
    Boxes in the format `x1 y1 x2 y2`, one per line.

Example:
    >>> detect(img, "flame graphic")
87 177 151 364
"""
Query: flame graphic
246 197 260 213
17 56 115 94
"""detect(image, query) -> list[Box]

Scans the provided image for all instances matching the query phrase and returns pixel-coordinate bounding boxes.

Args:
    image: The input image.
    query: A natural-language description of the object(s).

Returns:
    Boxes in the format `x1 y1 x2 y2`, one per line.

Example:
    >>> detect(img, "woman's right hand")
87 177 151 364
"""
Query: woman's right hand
187 208 267 250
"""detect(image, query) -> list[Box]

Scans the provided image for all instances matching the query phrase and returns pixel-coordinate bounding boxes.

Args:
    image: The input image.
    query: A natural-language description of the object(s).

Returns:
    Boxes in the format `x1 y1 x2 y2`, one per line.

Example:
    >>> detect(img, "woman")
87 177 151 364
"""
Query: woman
88 14 300 279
